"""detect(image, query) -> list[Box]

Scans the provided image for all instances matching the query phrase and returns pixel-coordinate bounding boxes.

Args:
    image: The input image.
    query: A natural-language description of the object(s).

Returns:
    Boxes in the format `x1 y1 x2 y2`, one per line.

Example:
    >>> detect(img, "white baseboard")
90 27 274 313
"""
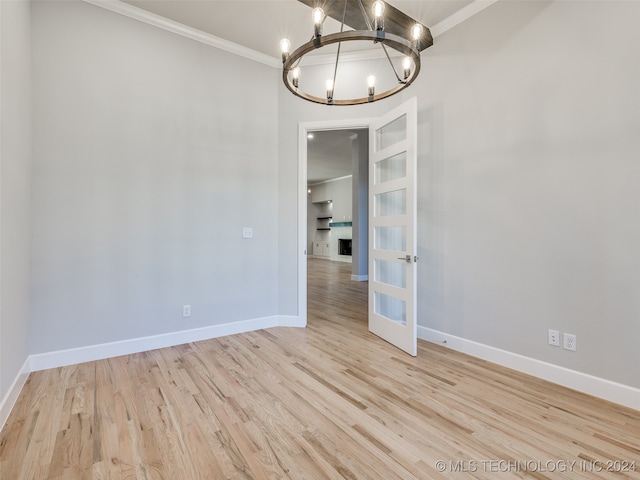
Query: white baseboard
29 315 297 372
2 315 303 431
8 319 635 433
418 326 640 411
0 356 31 431
351 274 368 281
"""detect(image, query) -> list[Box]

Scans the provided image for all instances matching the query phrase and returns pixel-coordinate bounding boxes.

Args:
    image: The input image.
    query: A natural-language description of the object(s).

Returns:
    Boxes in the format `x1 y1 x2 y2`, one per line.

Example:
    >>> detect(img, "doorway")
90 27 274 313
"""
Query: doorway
297 119 372 327
306 127 369 326
306 128 368 277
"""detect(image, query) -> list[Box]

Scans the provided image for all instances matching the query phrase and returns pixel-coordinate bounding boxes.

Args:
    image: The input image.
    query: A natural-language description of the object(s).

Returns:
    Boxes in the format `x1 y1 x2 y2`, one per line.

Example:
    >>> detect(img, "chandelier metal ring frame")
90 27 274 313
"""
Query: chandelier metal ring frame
282 30 421 106
280 0 432 106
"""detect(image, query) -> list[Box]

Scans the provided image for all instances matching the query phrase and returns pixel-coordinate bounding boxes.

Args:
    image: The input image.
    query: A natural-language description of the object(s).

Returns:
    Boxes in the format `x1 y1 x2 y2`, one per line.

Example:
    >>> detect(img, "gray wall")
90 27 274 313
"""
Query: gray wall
279 1 640 388
310 177 352 218
0 0 32 402
417 0 640 388
29 1 279 354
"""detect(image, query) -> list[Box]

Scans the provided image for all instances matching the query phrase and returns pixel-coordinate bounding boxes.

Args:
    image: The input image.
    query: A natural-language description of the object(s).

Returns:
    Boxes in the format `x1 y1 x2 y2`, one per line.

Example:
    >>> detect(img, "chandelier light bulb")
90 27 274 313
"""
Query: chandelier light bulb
402 56 412 80
280 38 290 63
412 23 423 49
312 7 324 38
411 23 423 40
312 7 323 24
292 67 300 88
367 75 376 101
326 78 334 102
412 23 423 50
280 38 290 53
373 1 385 31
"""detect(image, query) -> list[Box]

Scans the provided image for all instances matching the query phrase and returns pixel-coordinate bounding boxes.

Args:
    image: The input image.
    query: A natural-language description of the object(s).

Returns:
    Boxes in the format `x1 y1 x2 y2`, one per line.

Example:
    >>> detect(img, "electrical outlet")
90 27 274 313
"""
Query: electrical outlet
548 329 560 347
563 333 576 351
183 304 191 318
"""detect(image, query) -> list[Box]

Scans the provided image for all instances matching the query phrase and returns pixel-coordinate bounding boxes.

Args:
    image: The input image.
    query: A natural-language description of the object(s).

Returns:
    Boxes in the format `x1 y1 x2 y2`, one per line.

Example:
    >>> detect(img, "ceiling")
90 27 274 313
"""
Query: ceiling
124 0 473 60
307 129 366 184
119 0 475 183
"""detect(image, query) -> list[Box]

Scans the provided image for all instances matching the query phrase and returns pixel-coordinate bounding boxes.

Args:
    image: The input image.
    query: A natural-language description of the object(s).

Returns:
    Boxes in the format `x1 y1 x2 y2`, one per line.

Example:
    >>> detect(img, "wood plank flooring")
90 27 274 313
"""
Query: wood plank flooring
1 258 639 479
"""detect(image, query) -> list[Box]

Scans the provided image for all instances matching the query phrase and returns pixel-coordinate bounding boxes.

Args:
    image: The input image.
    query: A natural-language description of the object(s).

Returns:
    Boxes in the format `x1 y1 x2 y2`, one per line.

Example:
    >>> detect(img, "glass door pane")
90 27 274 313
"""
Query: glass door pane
374 226 406 252
374 292 407 326
374 260 407 288
374 114 407 152
375 189 406 217
374 152 407 185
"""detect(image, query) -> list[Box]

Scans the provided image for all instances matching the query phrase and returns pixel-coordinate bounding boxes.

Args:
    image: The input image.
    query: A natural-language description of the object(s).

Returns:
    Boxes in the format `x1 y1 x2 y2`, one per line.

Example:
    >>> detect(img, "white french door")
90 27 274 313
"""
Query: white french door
368 97 418 356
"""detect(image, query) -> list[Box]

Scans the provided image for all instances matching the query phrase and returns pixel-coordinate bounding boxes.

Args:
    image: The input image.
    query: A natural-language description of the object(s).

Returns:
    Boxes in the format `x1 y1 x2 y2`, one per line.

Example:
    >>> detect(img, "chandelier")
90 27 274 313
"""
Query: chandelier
280 0 432 106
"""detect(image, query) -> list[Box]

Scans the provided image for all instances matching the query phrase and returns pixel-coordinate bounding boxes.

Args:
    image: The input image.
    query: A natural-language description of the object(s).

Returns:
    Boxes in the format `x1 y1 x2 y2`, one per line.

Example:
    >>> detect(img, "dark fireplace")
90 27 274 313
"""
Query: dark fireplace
338 238 352 256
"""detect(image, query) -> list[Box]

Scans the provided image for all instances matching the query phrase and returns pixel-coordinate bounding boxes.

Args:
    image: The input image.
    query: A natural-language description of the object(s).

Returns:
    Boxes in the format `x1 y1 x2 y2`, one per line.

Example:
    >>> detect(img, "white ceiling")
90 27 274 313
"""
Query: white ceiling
307 129 366 184
118 0 476 183
124 0 473 60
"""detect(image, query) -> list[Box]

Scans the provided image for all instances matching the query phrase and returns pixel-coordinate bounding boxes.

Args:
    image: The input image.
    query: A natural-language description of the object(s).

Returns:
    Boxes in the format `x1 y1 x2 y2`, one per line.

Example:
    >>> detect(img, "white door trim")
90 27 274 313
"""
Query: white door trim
298 118 373 325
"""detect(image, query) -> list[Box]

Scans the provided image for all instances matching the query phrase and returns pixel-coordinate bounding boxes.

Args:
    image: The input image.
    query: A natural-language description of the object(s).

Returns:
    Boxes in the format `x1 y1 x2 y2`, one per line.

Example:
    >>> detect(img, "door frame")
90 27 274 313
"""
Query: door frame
297 117 373 325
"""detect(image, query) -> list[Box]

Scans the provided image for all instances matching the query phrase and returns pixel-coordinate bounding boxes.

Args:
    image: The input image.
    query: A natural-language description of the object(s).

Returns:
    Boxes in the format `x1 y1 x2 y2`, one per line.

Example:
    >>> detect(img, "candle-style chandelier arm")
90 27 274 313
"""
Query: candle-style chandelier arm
281 0 432 106
283 30 421 105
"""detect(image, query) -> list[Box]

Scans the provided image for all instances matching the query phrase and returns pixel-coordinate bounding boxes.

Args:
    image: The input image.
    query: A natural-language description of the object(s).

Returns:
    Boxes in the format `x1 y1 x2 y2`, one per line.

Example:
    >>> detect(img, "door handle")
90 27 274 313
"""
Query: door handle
397 255 419 263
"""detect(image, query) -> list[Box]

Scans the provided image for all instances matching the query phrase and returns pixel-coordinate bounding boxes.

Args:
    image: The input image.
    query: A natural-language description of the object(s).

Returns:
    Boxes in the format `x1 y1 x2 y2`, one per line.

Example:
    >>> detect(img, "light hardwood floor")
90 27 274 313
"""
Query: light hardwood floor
1 258 639 479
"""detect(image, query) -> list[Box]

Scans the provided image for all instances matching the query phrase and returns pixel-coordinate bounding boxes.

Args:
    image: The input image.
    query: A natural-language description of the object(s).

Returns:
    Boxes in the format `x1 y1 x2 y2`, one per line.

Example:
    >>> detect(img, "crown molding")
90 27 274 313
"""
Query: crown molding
309 174 353 187
82 0 281 68
81 0 499 68
430 0 499 38
83 0 498 68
